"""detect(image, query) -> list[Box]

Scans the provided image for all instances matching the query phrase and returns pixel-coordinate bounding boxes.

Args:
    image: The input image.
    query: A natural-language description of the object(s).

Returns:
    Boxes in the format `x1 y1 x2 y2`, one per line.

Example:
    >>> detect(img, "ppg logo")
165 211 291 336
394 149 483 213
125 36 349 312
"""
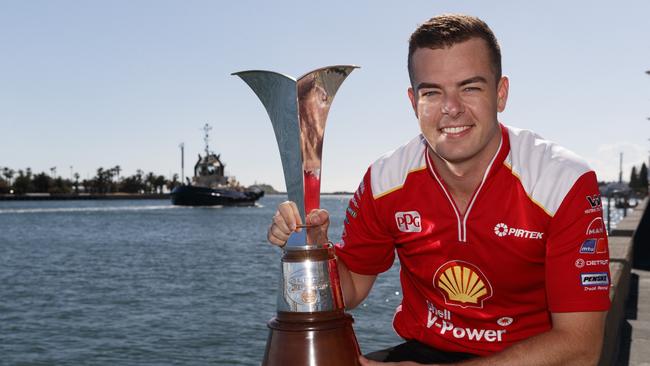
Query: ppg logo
395 211 422 232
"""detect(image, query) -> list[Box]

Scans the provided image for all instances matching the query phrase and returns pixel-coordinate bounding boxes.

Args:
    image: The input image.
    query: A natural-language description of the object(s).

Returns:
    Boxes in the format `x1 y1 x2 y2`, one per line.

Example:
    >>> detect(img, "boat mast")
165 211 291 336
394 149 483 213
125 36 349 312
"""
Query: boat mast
179 142 185 184
203 123 212 157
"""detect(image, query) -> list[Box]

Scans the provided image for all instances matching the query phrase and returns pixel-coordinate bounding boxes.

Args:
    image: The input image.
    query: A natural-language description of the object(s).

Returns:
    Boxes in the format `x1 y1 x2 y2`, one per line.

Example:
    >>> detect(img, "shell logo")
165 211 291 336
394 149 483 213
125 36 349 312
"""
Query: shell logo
434 260 493 308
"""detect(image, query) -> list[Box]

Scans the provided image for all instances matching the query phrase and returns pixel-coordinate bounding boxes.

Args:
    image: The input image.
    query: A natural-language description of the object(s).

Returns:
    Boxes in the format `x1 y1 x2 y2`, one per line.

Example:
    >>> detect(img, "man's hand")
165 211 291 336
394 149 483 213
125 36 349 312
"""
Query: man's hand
267 200 330 246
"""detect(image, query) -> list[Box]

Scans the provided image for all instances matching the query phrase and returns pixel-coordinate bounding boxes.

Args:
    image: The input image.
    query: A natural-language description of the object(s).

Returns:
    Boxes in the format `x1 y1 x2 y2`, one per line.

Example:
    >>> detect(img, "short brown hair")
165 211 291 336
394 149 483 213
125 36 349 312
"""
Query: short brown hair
408 14 502 87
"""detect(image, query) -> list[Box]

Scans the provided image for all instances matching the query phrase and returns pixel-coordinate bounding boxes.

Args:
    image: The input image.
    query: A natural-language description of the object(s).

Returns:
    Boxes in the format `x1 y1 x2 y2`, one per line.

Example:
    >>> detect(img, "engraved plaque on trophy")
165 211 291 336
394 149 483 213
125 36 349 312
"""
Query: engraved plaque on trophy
234 65 360 366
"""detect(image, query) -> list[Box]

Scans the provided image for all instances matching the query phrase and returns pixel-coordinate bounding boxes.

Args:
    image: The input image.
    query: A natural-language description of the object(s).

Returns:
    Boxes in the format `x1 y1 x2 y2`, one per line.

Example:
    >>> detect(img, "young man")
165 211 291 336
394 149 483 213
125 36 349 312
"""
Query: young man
268 14 610 365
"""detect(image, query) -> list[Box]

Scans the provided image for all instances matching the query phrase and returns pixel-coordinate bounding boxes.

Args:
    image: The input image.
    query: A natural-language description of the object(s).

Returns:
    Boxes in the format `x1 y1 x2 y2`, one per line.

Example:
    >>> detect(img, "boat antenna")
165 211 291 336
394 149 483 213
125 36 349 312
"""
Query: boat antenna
203 123 212 157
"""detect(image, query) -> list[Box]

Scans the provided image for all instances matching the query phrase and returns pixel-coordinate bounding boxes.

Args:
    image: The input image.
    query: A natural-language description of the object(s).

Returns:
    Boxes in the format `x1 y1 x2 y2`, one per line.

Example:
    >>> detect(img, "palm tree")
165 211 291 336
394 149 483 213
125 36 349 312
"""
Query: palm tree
13 169 34 194
112 165 121 192
2 167 13 185
145 172 156 194
73 172 80 193
154 175 167 194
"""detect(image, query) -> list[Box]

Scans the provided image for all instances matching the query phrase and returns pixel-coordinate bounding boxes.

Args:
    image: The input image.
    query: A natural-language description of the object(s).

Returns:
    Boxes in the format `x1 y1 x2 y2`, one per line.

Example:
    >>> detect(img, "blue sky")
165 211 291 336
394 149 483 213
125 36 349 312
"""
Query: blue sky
1 0 649 192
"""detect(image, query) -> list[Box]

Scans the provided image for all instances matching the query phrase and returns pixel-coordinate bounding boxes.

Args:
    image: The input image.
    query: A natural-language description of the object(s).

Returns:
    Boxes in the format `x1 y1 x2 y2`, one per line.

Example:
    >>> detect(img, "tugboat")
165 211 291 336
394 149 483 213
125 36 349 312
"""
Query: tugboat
171 124 264 206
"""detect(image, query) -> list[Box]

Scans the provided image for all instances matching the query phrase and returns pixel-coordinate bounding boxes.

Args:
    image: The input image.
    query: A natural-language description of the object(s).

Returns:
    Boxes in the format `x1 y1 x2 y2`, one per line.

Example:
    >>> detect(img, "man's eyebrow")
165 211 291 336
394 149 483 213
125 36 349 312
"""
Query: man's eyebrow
416 76 488 91
459 76 488 86
415 82 442 91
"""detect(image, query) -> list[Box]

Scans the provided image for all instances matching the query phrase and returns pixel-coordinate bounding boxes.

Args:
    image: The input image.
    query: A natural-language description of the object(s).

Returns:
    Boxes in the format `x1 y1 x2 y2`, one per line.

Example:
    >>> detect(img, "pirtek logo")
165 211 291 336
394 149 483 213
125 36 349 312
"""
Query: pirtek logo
395 211 421 232
493 223 543 239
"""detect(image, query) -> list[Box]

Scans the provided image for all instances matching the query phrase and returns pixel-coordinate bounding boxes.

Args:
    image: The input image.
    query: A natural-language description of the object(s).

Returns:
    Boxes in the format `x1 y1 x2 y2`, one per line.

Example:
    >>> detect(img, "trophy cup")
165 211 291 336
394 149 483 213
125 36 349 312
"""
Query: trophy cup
233 65 360 366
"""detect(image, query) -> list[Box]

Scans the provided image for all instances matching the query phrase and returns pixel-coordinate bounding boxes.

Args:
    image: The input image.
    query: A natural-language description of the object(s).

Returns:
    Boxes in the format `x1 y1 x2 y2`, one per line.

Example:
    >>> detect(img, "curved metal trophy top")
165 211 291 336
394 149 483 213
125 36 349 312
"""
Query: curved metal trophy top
233 65 358 246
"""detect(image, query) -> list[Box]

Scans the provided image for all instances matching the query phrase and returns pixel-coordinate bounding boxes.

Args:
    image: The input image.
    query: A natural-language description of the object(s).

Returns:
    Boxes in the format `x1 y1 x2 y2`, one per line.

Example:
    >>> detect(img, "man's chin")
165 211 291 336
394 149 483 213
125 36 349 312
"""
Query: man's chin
429 147 475 165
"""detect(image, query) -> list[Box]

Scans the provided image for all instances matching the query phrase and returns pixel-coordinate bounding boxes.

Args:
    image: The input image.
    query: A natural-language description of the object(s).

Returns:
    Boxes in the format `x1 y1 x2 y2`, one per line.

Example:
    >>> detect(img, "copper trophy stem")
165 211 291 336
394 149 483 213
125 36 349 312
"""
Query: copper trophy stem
234 65 360 365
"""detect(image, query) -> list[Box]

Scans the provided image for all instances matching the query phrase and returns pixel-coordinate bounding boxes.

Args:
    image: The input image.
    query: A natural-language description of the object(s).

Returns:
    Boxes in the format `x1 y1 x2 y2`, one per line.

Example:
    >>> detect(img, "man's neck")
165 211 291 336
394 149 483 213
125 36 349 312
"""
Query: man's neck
429 132 502 213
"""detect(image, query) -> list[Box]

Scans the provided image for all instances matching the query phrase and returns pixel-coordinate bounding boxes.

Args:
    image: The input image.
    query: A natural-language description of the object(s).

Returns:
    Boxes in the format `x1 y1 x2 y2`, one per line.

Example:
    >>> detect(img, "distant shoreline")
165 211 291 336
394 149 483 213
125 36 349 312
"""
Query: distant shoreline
0 193 169 201
0 192 353 201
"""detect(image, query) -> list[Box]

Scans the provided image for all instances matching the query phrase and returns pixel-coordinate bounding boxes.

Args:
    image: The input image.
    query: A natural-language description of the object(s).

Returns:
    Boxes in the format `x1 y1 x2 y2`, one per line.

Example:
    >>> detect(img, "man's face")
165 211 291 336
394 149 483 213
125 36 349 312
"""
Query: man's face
408 38 509 165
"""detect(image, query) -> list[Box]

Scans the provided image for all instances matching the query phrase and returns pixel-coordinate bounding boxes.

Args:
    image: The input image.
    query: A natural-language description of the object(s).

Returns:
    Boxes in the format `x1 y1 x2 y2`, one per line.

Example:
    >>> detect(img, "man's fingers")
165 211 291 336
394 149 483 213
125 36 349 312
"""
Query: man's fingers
267 201 305 248
272 211 291 234
289 202 302 229
267 224 289 246
278 201 302 231
306 209 330 226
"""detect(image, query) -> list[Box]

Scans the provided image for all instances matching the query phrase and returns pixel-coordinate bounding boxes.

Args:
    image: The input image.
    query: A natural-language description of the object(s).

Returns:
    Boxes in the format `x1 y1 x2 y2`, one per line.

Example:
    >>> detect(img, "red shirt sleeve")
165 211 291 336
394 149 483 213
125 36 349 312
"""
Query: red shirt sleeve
334 169 396 275
545 171 611 312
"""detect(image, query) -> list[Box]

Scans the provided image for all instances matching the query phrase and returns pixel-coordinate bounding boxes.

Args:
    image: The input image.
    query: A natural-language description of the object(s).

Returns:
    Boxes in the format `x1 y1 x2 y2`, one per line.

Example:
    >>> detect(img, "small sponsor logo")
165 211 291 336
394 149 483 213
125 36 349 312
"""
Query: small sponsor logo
584 285 609 291
494 223 508 237
585 194 603 214
434 260 492 308
586 194 602 208
497 317 514 327
580 272 609 286
586 259 609 266
575 258 609 267
493 223 543 239
395 211 421 232
346 206 358 218
586 217 605 236
579 239 596 253
580 238 608 254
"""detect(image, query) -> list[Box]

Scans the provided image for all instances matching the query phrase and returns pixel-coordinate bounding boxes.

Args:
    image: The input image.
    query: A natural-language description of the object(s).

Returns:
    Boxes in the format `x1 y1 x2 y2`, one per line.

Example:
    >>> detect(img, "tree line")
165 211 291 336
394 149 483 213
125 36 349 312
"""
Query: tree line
629 162 649 196
0 166 180 195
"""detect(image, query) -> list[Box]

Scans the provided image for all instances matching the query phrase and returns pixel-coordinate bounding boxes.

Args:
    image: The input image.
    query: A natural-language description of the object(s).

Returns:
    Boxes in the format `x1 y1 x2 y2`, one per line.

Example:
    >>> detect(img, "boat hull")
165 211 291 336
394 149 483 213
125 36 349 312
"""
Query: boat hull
170 185 264 207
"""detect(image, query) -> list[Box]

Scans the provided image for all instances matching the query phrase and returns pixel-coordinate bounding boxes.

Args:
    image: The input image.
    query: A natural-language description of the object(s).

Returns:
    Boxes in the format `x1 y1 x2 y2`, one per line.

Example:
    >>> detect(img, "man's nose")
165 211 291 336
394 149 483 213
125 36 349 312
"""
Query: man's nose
442 93 464 118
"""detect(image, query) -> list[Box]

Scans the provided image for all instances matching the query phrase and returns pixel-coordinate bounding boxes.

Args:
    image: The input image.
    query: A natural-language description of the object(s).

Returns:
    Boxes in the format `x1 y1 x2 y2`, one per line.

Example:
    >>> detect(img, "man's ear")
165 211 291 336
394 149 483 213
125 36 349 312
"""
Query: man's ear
408 87 419 118
496 76 509 112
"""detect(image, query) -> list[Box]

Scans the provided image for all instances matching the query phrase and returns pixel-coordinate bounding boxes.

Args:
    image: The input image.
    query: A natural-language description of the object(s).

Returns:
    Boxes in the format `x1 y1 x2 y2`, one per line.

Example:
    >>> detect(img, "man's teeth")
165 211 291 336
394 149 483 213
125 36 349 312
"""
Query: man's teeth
441 126 471 134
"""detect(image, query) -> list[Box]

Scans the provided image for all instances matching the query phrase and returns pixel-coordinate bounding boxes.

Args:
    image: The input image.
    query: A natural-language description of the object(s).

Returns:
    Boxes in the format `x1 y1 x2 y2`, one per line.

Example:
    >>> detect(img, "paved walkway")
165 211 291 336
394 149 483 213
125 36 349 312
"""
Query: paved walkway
617 269 650 366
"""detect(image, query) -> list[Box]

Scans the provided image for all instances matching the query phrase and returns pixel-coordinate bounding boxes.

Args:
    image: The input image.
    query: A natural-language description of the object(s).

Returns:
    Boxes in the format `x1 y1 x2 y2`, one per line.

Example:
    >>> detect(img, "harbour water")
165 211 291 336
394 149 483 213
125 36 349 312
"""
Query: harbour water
0 195 628 365
0 196 401 365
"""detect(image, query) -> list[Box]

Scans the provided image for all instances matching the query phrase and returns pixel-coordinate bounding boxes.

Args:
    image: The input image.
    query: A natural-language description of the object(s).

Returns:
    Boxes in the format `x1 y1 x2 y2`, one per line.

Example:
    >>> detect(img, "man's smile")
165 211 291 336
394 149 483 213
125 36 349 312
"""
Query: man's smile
439 124 474 136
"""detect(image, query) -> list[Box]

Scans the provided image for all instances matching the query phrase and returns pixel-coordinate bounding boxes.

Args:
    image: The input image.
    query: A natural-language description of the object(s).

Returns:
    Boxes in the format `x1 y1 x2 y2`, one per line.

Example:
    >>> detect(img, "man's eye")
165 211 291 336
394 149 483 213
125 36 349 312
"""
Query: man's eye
421 90 439 97
463 87 481 92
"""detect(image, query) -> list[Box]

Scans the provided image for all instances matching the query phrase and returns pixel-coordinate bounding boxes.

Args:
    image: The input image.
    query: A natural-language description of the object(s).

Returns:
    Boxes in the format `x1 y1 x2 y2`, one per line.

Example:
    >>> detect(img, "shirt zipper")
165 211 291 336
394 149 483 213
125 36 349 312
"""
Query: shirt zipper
426 137 503 243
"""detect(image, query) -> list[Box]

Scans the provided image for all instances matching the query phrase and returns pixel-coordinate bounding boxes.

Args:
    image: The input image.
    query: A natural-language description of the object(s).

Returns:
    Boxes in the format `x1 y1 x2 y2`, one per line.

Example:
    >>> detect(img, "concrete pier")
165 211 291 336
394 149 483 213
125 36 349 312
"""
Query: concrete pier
605 197 650 365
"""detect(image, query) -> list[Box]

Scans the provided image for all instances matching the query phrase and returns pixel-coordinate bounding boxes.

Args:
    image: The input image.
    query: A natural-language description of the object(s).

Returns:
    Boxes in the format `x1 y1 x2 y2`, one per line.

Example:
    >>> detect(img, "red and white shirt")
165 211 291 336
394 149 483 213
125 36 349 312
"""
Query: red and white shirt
335 124 610 356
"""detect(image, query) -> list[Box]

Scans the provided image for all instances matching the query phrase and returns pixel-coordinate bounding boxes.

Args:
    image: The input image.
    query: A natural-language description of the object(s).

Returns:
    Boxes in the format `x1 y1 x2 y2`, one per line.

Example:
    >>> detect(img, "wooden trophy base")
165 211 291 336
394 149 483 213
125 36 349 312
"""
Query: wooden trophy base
262 310 361 366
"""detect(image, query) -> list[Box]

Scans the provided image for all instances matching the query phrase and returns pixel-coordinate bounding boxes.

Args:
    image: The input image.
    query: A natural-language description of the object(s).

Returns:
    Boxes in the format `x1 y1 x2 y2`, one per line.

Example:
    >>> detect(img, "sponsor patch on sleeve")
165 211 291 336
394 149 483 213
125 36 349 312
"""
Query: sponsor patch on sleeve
579 238 607 254
585 194 603 214
580 272 609 286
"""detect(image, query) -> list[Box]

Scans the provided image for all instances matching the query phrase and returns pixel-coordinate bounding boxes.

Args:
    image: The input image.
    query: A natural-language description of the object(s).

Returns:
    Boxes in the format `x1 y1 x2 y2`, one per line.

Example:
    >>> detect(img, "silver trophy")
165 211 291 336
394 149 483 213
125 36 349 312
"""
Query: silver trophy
234 65 360 365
